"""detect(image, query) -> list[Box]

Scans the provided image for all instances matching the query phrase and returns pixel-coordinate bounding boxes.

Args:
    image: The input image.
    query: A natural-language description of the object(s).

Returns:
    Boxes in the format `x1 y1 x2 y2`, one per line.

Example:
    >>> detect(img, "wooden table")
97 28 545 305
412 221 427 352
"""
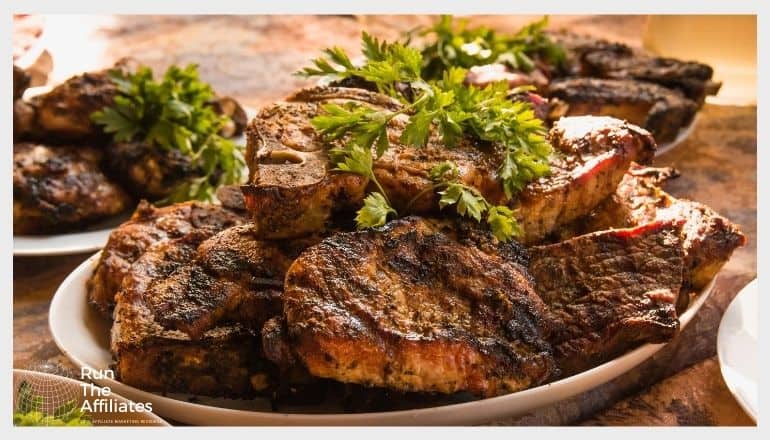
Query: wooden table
13 15 757 426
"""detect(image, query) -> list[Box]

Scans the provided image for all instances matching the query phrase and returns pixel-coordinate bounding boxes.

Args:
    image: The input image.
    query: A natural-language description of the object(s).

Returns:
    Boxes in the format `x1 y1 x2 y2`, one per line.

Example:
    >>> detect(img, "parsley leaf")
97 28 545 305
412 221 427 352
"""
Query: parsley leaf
91 64 245 204
418 15 566 80
486 205 521 242
356 192 397 229
438 183 487 222
429 161 521 241
298 32 424 98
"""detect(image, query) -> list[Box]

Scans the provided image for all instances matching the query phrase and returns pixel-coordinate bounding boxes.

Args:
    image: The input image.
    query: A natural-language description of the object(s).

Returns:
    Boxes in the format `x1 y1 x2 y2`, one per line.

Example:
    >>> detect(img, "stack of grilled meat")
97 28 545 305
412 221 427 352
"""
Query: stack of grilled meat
12 61 247 235
465 32 721 144
87 84 744 409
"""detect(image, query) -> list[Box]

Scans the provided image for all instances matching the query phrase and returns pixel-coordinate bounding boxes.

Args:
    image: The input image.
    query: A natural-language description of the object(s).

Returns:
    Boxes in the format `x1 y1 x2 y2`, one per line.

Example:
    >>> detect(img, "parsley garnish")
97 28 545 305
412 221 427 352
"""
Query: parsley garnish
299 32 424 97
91 64 245 204
429 161 520 242
300 29 553 241
417 15 566 80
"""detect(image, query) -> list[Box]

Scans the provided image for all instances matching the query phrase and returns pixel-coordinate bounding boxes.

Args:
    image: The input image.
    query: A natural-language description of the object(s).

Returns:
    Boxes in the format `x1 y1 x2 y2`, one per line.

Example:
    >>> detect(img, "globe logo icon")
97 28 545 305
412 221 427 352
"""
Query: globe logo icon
13 364 92 426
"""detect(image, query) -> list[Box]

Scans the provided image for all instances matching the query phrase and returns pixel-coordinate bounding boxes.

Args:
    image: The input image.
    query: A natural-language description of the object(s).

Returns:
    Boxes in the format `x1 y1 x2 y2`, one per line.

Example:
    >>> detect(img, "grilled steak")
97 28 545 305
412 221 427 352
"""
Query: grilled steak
111 225 320 396
111 231 263 397
552 31 720 103
27 60 245 144
282 216 557 397
33 70 118 142
243 86 655 243
556 164 746 292
13 142 131 235
87 200 246 317
104 141 197 200
548 78 697 143
529 221 685 376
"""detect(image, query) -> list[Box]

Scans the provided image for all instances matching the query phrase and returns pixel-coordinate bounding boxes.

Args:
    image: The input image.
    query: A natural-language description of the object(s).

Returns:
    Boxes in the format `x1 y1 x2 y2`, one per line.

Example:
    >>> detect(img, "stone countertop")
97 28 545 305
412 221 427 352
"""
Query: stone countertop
12 15 756 426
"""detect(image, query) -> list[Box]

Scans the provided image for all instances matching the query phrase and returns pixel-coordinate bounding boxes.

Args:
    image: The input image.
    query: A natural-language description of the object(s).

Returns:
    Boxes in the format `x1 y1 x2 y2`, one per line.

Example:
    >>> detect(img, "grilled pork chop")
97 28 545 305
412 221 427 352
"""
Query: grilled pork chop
243 86 655 243
112 225 320 396
104 141 197 200
87 199 246 317
556 164 746 292
33 70 118 142
552 31 720 104
529 221 685 376
13 142 131 235
548 78 697 143
27 61 247 144
282 216 557 397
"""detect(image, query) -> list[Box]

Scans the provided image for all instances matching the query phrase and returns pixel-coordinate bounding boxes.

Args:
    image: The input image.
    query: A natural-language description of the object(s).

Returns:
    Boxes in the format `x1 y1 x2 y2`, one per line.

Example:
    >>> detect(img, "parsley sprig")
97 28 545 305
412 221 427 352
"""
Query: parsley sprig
299 32 425 97
91 64 245 204
429 161 520 241
301 30 552 241
417 15 566 80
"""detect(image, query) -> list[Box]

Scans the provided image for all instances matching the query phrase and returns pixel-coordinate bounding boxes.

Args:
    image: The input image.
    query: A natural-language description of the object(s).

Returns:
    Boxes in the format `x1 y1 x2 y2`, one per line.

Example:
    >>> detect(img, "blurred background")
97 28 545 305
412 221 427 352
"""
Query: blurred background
13 15 756 108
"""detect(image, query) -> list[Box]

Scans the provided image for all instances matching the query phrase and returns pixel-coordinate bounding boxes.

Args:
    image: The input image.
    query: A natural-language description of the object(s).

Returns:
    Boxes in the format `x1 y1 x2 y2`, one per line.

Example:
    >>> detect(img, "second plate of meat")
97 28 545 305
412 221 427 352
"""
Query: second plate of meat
12 66 253 256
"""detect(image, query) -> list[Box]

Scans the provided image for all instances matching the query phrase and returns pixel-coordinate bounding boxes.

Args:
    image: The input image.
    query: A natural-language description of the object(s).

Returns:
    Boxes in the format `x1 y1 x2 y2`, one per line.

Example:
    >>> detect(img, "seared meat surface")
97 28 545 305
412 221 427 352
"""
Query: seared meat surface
13 142 131 235
529 221 685 376
26 61 246 144
32 70 118 142
282 216 557 397
13 65 30 100
111 232 263 397
243 86 654 243
552 31 720 104
104 141 196 200
548 78 697 143
147 224 319 339
111 225 320 396
87 201 246 317
14 66 35 141
557 164 746 292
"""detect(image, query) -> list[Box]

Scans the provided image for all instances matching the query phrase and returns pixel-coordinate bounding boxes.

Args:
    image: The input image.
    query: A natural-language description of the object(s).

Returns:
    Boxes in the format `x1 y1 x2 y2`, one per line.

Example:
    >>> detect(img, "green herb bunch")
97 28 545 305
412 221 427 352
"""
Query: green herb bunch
299 29 553 242
91 64 245 203
417 15 566 80
13 381 92 427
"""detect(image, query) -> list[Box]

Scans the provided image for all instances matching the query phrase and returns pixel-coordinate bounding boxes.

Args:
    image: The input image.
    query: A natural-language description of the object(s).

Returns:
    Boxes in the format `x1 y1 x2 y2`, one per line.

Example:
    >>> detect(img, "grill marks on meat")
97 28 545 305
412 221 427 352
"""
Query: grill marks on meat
87 201 246 317
243 86 654 243
548 78 697 143
112 232 262 397
528 221 685 376
558 164 746 292
111 224 320 396
282 217 557 397
146 225 319 339
13 142 131 235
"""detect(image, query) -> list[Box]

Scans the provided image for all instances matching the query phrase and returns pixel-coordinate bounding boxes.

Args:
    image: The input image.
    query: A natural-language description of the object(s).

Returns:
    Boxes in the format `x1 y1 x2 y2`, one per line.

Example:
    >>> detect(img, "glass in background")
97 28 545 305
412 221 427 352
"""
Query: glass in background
643 15 756 106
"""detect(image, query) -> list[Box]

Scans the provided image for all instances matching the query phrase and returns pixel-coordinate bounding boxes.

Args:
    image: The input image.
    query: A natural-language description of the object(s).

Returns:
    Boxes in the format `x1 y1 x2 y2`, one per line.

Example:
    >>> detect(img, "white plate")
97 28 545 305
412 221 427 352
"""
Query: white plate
13 89 254 256
654 115 698 157
13 369 169 426
14 214 132 257
717 279 758 422
49 252 715 426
